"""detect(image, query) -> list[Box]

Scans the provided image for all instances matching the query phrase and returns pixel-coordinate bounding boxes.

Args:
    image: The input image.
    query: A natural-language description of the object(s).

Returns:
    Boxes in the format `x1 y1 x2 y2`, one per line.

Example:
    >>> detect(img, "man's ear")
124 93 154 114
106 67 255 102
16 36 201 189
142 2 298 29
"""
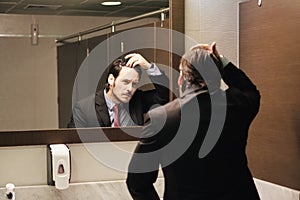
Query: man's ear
108 74 115 85
178 74 183 87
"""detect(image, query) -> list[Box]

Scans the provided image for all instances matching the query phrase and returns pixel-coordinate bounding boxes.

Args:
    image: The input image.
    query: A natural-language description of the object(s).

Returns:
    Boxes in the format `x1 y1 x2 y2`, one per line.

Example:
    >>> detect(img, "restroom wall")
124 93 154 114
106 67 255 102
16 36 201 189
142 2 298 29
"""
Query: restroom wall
0 142 137 186
185 0 248 65
1 1 299 199
239 0 300 191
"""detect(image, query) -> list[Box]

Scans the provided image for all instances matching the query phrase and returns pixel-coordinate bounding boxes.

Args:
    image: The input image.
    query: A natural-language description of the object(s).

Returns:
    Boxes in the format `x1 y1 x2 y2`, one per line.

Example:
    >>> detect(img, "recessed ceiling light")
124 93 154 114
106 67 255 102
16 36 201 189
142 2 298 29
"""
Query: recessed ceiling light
101 1 122 6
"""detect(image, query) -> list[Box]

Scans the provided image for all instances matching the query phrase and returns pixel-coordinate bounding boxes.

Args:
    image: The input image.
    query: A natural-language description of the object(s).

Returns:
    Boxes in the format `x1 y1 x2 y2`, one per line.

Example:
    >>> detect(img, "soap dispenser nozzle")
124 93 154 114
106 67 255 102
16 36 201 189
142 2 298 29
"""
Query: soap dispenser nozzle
5 183 15 200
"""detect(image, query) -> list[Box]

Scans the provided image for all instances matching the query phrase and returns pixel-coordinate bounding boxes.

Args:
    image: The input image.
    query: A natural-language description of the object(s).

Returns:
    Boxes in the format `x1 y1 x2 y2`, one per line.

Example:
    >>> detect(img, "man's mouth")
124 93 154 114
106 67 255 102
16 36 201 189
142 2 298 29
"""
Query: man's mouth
123 93 132 98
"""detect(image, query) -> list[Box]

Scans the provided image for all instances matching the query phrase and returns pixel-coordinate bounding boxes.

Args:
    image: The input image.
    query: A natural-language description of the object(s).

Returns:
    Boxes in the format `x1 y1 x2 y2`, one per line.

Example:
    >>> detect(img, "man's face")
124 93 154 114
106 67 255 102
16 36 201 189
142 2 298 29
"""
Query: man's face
108 66 139 104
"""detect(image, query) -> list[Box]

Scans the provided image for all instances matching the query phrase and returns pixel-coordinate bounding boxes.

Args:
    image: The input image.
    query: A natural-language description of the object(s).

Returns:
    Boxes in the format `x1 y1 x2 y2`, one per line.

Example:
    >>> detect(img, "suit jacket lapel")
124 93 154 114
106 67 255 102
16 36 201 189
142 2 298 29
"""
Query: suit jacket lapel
95 91 111 127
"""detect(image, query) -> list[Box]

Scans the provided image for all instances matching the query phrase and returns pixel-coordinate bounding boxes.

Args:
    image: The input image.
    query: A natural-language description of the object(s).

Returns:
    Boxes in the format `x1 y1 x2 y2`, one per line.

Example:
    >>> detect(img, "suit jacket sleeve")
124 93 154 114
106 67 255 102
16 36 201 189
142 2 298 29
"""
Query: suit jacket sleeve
67 102 88 128
126 154 160 200
126 112 162 200
223 62 261 119
141 71 170 113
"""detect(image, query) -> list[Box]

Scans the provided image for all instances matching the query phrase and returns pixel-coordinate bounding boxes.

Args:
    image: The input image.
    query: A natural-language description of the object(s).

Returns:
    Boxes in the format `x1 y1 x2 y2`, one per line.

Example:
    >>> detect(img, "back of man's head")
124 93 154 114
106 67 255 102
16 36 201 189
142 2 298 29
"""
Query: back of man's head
180 48 223 90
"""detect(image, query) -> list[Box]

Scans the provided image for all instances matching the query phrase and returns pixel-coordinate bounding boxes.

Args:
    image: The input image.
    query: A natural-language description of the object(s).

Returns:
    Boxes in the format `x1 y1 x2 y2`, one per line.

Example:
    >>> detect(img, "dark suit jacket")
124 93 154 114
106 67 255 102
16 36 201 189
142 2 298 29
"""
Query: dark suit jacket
126 63 261 200
67 73 169 128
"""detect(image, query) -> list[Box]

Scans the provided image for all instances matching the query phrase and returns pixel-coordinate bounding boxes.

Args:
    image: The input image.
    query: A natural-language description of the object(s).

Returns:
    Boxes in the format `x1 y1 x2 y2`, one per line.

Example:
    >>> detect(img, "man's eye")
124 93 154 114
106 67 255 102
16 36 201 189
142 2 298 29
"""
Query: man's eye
123 80 130 84
133 82 139 87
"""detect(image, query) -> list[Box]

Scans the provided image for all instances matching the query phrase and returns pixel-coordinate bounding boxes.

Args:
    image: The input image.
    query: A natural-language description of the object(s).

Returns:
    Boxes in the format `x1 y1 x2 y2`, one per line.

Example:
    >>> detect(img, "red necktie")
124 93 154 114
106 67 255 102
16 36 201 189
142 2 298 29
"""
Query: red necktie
113 104 120 127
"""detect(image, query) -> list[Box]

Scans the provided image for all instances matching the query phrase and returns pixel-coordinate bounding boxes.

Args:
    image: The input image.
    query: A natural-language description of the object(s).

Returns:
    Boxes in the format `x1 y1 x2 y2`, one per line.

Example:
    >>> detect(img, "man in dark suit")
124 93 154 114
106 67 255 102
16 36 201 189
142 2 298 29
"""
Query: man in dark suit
126 42 261 200
67 53 169 128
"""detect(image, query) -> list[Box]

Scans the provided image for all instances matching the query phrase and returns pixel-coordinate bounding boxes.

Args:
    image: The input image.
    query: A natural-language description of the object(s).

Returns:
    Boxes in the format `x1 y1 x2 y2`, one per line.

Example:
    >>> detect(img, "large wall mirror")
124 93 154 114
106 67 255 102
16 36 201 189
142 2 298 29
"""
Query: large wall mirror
0 0 184 145
0 0 183 132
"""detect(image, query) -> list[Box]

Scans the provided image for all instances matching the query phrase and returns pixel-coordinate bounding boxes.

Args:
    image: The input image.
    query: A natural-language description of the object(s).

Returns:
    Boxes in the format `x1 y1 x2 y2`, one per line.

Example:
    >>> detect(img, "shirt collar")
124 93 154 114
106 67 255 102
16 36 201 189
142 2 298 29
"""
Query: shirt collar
104 90 116 111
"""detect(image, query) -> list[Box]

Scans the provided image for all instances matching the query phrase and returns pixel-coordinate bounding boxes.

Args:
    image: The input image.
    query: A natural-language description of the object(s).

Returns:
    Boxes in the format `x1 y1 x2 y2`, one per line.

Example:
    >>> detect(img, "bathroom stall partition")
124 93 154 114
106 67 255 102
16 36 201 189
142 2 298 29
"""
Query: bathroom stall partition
240 0 300 191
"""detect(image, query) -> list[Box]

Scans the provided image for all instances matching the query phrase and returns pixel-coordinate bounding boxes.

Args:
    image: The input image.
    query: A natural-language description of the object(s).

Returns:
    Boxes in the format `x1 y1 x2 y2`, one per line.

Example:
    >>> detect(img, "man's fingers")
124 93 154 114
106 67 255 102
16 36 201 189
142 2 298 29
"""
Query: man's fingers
124 53 136 60
211 42 218 55
210 42 221 60
129 60 140 68
210 42 216 53
125 54 138 68
125 53 150 69
190 44 210 51
126 58 134 68
190 42 221 61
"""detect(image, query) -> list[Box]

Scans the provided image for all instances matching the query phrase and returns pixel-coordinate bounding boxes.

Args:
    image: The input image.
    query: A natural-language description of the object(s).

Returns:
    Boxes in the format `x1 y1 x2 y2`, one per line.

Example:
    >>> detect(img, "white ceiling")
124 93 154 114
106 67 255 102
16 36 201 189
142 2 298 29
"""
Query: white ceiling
0 0 169 17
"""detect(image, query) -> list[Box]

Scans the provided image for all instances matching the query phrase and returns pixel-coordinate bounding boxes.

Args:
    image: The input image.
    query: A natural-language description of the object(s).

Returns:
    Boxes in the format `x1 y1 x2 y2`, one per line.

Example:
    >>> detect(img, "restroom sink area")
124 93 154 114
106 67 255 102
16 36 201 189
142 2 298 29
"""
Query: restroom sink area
0 181 130 200
0 141 165 200
0 179 164 200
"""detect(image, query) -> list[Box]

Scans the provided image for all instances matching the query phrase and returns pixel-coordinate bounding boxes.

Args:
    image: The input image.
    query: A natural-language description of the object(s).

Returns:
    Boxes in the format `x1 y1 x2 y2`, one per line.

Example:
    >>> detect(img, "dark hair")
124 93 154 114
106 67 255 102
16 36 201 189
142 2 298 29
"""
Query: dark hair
180 48 223 90
105 57 142 92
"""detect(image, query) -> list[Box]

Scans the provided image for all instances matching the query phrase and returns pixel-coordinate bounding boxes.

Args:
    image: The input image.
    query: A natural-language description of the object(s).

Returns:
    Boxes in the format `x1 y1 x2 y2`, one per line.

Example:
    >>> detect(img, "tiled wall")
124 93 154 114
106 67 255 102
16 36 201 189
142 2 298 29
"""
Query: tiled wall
185 0 249 65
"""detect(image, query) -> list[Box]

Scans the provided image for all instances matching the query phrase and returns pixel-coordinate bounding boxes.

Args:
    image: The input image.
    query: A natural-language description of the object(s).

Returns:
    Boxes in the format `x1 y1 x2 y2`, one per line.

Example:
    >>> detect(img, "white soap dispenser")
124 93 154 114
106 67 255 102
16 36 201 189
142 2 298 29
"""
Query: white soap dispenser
47 144 71 190
5 183 15 200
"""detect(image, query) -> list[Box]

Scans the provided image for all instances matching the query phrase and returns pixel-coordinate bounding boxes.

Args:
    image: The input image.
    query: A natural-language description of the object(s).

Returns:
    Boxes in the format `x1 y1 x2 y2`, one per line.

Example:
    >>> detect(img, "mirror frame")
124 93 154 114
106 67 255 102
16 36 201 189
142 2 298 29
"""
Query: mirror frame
0 127 141 147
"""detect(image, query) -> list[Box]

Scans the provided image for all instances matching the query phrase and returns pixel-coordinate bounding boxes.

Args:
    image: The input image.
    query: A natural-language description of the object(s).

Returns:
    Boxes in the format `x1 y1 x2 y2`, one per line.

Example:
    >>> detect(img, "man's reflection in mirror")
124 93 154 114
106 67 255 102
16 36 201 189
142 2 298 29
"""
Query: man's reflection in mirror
67 53 169 128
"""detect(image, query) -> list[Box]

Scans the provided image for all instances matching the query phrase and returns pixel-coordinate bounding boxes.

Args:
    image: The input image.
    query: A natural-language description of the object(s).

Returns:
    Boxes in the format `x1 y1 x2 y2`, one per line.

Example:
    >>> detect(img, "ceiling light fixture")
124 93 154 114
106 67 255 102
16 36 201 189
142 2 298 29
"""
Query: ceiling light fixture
101 1 122 6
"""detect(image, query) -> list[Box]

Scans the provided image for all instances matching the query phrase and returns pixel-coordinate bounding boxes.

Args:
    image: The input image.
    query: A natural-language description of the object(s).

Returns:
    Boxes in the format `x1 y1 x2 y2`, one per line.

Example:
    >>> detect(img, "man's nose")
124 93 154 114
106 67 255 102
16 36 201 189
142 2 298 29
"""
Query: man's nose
126 83 133 92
